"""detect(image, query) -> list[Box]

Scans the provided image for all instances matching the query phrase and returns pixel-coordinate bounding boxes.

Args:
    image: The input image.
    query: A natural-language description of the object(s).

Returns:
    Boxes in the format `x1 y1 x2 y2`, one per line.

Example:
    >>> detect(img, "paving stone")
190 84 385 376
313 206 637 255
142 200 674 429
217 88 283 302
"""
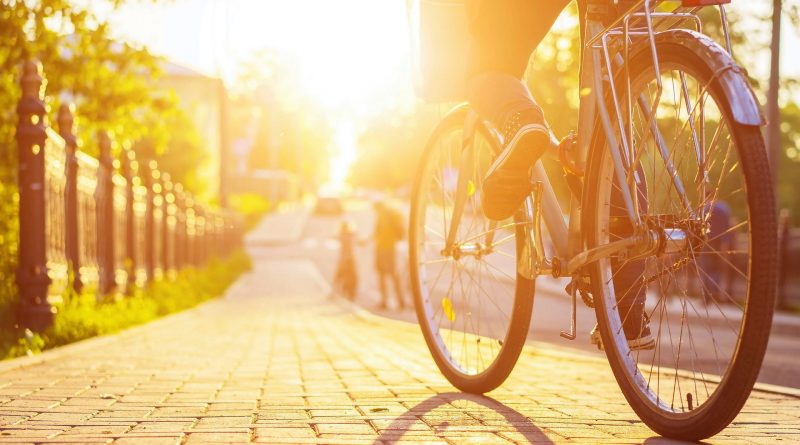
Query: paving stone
0 258 794 444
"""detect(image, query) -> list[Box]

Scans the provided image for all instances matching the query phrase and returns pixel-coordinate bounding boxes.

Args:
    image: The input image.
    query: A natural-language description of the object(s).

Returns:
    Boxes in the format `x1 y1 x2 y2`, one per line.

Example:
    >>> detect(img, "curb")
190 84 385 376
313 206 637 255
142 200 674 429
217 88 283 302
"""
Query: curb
0 273 256 375
0 298 218 375
534 277 800 337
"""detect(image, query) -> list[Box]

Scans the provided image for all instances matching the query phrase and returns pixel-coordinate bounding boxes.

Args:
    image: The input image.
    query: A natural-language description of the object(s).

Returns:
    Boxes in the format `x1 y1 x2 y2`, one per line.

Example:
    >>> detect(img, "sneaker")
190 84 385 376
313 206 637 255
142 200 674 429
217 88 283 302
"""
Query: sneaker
589 317 656 351
481 107 550 221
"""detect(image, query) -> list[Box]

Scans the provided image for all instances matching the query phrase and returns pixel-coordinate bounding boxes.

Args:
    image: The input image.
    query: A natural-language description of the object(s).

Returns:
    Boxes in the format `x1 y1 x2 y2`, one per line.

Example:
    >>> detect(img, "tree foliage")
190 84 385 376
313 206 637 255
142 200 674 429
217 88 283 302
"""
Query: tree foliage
0 0 205 189
0 0 208 341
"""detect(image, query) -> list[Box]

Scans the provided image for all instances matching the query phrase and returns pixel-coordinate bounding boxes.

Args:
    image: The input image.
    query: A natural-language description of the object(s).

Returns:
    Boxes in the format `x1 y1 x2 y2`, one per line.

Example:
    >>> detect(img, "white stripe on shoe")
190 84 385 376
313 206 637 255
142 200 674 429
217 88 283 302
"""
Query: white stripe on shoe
485 123 550 177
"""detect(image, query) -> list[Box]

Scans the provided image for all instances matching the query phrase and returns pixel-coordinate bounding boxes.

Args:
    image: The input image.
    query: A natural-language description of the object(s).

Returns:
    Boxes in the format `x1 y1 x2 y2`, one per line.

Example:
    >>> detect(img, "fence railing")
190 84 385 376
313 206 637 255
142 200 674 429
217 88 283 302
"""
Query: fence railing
15 60 245 331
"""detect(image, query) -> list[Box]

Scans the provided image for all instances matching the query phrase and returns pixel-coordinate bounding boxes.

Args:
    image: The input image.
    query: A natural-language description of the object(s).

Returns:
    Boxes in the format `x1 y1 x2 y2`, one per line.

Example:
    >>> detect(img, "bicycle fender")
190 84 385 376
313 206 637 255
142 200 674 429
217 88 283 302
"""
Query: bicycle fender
657 30 766 127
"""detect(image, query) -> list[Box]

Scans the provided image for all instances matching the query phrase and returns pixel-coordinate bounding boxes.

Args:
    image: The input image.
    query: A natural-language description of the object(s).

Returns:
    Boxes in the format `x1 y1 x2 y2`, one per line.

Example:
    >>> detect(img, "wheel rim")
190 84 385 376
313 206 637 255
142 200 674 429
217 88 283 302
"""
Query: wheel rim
594 60 755 416
412 119 529 377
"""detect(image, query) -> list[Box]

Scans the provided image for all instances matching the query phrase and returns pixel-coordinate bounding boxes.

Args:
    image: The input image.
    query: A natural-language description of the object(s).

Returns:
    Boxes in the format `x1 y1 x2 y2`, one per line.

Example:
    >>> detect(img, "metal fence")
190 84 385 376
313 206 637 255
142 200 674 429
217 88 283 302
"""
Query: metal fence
15 61 245 331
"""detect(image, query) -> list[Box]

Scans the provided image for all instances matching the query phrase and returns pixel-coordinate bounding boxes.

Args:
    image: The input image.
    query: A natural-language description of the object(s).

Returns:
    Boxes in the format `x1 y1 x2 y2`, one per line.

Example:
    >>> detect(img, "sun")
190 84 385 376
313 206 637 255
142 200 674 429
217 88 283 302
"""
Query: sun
243 0 414 117
237 0 418 188
326 121 358 192
101 0 419 190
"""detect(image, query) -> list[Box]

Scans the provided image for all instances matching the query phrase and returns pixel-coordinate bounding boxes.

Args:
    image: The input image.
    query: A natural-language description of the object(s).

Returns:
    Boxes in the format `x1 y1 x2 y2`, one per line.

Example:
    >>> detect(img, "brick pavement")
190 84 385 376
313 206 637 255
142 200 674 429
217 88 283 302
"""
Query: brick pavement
0 258 798 444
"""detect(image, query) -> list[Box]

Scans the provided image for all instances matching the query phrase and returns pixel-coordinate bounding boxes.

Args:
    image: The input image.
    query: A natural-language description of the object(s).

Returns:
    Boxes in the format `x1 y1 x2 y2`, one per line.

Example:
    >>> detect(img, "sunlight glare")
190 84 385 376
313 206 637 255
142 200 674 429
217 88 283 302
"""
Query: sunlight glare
327 121 358 192
243 0 413 116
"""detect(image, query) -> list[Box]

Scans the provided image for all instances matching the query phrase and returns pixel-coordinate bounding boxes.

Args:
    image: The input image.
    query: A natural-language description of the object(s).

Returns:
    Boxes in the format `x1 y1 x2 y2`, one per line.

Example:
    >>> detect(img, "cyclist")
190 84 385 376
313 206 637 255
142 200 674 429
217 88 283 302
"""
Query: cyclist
464 0 653 349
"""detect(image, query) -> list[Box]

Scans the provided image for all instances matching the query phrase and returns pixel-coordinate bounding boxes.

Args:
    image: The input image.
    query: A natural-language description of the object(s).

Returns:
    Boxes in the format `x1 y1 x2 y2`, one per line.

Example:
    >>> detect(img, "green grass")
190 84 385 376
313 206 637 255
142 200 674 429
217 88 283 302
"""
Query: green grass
228 193 273 231
0 251 251 360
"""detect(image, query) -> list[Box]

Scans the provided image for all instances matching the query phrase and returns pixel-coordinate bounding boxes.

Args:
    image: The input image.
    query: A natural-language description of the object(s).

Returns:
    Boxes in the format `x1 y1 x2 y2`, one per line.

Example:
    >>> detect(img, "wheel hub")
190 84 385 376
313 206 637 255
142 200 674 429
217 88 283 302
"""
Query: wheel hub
441 242 489 260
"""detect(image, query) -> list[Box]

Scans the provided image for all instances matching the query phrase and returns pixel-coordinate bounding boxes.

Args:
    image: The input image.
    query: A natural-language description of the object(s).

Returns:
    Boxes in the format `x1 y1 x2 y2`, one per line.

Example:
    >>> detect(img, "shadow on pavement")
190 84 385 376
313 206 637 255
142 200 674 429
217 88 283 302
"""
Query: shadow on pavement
370 391 555 444
643 437 708 445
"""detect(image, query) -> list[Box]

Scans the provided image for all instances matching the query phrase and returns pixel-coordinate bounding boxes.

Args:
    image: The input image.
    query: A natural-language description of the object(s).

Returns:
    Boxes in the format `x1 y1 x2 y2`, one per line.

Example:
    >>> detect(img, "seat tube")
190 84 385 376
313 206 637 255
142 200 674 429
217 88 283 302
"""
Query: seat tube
571 16 607 259
444 111 479 249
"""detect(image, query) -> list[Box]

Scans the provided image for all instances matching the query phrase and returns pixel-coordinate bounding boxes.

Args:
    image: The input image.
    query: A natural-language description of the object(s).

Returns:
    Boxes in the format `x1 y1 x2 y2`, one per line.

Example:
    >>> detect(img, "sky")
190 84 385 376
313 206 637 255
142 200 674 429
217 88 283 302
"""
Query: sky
85 0 799 188
91 0 799 92
89 0 417 116
86 0 421 189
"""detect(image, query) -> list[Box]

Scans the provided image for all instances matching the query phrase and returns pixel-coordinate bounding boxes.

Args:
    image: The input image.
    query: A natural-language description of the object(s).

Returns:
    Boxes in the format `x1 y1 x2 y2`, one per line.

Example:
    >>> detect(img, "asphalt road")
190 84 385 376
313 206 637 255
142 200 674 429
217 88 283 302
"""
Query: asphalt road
259 199 800 390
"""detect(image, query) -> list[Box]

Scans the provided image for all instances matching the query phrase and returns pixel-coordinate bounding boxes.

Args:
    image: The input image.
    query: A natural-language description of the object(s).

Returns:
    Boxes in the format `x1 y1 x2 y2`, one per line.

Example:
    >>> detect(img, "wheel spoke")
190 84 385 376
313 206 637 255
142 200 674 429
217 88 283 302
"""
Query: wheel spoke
592 57 768 420
410 114 530 382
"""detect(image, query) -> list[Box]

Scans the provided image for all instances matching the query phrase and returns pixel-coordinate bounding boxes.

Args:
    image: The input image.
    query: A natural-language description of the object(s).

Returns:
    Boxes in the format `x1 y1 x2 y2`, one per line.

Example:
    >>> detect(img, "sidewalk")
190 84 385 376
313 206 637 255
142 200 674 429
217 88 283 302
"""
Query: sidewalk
0 256 797 444
245 204 311 246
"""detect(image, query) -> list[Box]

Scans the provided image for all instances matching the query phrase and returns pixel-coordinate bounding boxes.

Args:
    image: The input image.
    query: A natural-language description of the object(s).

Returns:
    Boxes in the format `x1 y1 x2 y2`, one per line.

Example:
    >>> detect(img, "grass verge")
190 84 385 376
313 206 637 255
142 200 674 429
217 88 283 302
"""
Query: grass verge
0 250 251 360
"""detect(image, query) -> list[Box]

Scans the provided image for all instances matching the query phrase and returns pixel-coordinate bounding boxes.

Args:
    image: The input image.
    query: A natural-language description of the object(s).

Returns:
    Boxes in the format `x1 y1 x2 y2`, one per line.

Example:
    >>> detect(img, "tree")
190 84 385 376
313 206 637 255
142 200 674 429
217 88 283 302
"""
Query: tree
767 0 783 190
0 0 206 190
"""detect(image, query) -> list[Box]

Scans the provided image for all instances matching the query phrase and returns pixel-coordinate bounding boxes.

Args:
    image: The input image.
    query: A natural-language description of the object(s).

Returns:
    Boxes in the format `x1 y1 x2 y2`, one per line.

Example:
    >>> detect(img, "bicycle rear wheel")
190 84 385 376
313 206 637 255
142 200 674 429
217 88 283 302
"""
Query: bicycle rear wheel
584 32 777 440
409 105 535 393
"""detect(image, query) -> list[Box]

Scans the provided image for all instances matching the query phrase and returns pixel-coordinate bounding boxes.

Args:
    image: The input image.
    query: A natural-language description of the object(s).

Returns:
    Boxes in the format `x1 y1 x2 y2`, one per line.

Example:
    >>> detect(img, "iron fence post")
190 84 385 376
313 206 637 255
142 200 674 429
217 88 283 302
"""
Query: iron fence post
121 149 137 292
185 194 196 267
16 61 55 331
161 173 174 276
97 131 116 295
142 160 155 283
58 103 82 294
174 184 186 270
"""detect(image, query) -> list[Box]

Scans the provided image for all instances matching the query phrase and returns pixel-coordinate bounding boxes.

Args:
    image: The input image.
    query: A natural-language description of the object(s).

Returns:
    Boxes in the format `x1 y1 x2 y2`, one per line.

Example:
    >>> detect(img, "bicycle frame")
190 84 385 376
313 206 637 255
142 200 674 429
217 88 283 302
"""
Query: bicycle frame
415 0 777 420
440 0 764 335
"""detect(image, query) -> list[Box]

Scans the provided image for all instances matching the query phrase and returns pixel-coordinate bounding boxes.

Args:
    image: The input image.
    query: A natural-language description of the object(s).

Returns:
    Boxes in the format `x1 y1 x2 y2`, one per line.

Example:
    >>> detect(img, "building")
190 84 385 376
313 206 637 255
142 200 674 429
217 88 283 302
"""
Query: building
158 62 227 204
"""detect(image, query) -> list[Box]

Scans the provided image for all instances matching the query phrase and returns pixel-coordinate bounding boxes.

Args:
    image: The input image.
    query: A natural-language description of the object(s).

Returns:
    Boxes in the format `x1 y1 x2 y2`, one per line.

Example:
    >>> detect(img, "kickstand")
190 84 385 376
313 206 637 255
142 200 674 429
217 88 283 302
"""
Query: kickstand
560 282 577 340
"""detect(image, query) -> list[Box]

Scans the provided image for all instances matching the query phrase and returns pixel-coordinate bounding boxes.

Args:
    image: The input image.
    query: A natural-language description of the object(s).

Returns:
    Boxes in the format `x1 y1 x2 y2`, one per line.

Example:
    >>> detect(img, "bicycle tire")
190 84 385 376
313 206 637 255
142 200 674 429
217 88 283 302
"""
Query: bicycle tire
584 31 777 440
409 104 535 393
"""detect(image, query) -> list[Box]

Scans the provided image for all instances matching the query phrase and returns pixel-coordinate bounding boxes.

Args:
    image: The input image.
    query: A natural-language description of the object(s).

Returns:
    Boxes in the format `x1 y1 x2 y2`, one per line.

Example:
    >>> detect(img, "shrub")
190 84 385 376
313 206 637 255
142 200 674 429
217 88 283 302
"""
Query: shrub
0 251 251 360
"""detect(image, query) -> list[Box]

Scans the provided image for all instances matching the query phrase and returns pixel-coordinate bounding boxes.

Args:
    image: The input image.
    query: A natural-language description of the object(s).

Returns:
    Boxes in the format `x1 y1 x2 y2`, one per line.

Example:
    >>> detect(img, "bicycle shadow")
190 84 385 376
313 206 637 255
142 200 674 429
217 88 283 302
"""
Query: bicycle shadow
369 391 555 444
643 437 710 445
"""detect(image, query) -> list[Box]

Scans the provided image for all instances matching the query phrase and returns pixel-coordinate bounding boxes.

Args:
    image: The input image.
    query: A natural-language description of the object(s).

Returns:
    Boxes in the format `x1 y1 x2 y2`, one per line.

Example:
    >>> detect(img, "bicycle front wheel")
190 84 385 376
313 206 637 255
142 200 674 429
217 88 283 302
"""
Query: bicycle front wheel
585 31 777 440
409 105 535 394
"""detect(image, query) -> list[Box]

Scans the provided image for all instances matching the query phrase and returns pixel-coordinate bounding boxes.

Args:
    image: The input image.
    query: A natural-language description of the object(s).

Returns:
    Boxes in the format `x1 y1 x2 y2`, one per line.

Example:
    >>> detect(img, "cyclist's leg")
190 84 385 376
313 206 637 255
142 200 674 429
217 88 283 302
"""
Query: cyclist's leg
609 172 652 345
465 0 570 220
466 0 569 78
466 0 567 125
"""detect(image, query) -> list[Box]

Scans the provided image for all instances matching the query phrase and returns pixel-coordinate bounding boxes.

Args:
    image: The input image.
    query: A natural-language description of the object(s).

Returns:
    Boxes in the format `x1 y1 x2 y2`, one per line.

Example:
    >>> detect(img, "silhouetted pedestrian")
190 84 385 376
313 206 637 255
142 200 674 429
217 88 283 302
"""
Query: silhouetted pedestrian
333 220 358 301
373 200 406 310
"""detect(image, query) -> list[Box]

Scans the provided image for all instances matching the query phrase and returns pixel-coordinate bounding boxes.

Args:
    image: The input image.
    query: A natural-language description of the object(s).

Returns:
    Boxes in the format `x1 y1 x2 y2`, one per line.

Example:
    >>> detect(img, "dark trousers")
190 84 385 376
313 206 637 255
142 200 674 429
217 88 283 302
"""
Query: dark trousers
467 0 573 77
465 0 576 130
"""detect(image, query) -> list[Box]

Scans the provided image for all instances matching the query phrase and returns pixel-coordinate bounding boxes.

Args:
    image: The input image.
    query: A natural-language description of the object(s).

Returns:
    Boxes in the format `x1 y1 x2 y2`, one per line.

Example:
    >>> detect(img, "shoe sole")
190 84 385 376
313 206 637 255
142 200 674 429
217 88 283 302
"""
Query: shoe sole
590 328 656 351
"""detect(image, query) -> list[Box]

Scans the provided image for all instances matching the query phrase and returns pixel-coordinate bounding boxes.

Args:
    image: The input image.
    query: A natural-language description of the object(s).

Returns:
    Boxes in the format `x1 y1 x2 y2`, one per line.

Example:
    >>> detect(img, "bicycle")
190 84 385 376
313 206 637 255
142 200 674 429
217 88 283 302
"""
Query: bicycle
408 0 777 440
